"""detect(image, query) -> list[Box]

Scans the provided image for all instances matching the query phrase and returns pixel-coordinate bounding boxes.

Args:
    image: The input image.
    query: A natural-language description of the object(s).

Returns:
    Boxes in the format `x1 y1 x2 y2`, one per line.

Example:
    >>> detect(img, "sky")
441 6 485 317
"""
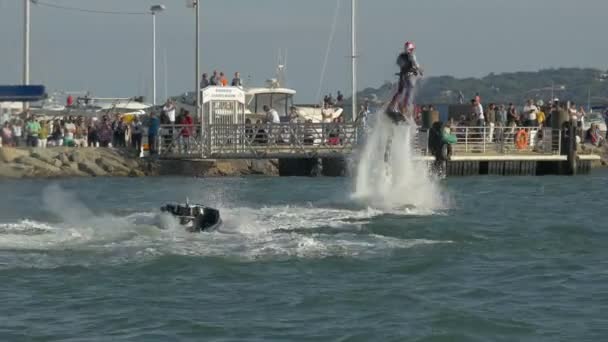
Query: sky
0 0 607 103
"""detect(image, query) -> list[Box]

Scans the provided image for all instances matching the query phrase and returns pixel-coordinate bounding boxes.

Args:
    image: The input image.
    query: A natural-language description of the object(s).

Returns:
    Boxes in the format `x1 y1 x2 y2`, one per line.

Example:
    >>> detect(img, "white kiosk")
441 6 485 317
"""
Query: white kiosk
201 86 246 156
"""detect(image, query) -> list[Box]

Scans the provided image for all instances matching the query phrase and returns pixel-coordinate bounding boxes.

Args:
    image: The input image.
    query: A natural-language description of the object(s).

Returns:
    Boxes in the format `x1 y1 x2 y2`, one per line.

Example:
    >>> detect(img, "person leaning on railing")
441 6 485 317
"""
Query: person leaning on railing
179 111 194 153
263 105 280 144
147 112 160 155
486 103 496 143
254 119 267 145
303 120 315 145
244 118 254 144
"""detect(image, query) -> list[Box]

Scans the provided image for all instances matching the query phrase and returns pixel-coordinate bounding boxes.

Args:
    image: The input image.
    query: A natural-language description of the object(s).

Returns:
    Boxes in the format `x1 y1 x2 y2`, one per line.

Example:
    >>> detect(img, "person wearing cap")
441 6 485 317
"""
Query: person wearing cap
386 40 423 123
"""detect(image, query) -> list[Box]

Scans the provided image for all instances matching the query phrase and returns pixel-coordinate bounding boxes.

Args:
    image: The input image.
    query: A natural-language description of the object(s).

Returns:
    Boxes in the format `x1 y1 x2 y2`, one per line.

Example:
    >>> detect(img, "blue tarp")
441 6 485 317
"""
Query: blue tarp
0 85 46 102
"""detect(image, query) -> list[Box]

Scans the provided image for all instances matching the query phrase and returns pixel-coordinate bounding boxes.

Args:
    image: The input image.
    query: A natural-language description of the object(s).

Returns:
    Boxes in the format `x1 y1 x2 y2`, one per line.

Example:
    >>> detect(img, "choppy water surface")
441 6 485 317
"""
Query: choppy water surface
0 174 607 341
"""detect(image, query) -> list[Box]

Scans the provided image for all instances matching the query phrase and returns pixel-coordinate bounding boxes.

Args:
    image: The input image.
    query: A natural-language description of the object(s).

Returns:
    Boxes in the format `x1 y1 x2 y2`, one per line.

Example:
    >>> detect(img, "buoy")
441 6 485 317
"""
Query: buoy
515 129 529 150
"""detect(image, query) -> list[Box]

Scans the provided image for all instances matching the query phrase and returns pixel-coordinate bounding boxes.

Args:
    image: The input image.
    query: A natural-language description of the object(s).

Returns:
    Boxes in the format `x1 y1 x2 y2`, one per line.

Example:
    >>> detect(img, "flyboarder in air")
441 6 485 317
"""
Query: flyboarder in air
386 41 423 124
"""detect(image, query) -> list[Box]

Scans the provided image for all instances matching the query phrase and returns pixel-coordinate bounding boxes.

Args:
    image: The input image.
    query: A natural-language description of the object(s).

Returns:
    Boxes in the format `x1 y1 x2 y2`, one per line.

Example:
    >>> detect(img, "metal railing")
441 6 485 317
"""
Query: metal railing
157 125 205 158
157 122 358 159
155 123 562 159
449 126 561 155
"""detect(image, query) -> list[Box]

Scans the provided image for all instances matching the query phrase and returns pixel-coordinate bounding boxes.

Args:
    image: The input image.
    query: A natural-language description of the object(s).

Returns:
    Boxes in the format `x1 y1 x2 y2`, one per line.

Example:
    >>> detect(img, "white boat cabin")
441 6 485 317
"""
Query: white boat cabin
245 87 295 120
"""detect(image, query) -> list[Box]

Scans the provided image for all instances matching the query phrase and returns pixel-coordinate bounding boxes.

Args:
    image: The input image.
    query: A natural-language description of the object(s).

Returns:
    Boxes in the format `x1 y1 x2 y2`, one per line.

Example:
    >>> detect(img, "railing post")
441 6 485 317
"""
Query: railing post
206 122 211 157
557 128 561 155
483 125 486 153
157 127 162 156
464 127 468 153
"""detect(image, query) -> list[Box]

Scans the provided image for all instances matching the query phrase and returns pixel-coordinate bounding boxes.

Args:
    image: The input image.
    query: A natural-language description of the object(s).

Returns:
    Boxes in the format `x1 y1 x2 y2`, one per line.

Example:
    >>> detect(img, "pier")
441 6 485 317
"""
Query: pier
155 122 601 176
154 86 601 176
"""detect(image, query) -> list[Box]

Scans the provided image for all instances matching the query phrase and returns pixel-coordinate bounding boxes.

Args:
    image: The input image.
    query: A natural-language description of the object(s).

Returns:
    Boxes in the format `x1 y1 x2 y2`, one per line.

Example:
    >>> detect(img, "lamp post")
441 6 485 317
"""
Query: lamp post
23 0 31 110
351 0 357 122
23 0 30 86
150 4 165 106
186 1 200 119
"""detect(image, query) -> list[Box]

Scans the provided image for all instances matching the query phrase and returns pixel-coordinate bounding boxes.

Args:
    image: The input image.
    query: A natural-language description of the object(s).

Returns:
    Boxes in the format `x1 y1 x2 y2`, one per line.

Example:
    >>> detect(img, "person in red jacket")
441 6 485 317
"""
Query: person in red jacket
180 111 194 153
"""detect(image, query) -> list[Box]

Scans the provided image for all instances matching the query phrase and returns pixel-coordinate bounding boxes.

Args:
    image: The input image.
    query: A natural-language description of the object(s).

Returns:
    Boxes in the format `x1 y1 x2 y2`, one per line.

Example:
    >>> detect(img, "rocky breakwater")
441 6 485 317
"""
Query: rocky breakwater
156 159 279 177
0 147 152 179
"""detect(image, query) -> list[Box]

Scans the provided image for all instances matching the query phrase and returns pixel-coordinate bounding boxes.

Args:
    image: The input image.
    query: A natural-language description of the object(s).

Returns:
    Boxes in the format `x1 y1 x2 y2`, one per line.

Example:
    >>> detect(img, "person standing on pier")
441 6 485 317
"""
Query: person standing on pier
486 103 496 142
523 99 538 127
219 72 228 87
264 105 280 124
200 73 210 89
231 72 242 87
472 98 484 126
148 112 160 155
179 111 194 154
163 100 176 125
264 105 280 143
209 71 219 86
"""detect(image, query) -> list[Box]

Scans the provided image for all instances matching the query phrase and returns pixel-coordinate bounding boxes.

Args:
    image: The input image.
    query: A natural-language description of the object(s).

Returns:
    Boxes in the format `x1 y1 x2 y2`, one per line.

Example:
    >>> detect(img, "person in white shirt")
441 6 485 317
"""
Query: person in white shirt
263 105 280 124
163 100 176 124
522 99 538 127
471 99 484 126
321 103 334 123
263 105 280 143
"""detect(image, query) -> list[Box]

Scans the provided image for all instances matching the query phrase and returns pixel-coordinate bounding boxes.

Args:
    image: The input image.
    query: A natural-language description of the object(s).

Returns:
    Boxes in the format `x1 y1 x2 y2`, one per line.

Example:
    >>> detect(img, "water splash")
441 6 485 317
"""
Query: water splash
352 105 446 212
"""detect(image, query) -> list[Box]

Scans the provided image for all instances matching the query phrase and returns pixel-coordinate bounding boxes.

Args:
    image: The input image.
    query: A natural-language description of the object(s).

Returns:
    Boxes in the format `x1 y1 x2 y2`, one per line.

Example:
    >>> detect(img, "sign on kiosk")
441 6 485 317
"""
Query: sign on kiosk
201 86 245 104
201 86 246 125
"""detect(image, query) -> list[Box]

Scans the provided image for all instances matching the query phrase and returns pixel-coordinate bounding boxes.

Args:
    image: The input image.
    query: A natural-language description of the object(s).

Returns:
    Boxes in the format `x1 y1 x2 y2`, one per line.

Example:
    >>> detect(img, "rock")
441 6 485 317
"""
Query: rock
0 148 29 163
69 150 88 164
58 153 71 166
77 161 107 177
63 162 88 175
0 163 33 178
214 161 239 176
30 151 63 168
96 157 131 175
250 160 278 175
15 156 62 174
60 165 89 177
128 169 145 177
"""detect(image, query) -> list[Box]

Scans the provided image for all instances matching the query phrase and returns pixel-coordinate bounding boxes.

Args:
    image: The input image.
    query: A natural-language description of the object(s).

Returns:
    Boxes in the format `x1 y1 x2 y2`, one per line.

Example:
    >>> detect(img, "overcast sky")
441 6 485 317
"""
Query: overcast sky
0 0 606 103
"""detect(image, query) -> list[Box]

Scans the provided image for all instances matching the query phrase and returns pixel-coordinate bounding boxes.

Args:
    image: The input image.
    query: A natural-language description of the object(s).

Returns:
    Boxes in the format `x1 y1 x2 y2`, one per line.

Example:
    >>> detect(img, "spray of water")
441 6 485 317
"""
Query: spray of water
352 81 447 212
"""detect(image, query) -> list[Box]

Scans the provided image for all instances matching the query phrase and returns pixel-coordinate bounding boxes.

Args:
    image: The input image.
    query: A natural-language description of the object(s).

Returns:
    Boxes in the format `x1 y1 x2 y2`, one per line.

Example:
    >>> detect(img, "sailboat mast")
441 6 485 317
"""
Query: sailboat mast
164 48 168 101
351 0 357 121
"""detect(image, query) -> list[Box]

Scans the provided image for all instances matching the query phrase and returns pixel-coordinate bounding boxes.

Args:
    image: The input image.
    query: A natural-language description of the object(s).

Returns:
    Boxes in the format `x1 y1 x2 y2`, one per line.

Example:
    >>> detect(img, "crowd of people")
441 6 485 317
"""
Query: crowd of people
448 95 608 148
200 71 242 88
0 113 146 151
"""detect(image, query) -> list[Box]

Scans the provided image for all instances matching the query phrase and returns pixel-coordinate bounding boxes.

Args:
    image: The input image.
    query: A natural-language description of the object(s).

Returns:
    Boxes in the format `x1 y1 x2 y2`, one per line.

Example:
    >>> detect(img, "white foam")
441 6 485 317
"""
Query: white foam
0 202 453 269
0 180 453 269
352 105 448 213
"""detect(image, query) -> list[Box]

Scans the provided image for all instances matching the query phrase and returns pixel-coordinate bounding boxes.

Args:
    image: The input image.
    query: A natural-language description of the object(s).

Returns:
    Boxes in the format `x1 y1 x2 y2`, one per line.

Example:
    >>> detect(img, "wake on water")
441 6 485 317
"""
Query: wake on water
0 183 451 269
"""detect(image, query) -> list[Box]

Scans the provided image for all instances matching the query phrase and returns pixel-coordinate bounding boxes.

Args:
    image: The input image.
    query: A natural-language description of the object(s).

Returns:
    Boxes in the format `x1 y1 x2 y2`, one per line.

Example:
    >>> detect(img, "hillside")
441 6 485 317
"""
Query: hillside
357 68 608 106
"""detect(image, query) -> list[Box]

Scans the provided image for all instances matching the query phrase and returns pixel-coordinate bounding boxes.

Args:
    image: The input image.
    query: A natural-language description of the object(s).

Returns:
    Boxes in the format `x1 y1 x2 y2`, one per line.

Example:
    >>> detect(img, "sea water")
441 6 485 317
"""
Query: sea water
0 176 607 341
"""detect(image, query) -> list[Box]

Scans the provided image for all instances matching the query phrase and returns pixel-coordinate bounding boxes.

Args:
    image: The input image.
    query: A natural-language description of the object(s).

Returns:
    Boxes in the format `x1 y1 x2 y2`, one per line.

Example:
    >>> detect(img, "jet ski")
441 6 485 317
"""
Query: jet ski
160 200 222 232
